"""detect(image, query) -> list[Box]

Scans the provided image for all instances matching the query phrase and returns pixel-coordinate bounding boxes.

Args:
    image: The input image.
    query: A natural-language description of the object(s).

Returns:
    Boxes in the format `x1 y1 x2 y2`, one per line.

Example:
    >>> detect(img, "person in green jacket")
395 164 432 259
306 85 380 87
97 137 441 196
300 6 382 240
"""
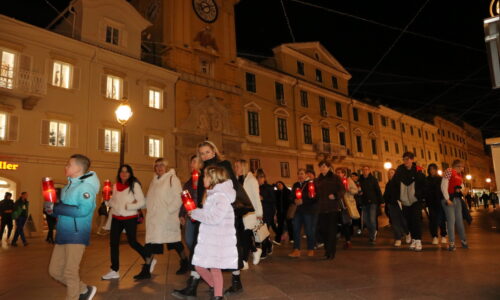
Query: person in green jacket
11 192 29 246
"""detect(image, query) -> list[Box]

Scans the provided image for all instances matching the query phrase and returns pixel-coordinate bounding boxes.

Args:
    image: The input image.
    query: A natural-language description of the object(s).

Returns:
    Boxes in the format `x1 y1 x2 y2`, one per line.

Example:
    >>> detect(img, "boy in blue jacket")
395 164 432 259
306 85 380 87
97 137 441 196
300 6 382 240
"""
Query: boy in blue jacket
45 154 99 300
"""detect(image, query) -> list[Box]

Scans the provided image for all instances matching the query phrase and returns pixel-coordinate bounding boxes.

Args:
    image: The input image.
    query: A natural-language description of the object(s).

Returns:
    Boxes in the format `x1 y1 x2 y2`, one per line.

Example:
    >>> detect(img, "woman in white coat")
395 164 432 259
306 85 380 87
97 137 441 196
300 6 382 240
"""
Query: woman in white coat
234 159 263 268
190 165 238 300
144 158 188 276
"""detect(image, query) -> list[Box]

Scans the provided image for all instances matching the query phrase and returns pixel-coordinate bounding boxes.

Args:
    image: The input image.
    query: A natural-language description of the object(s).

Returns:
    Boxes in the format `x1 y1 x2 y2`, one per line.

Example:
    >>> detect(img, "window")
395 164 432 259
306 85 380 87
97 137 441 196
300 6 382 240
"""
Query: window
104 129 120 153
275 82 284 104
371 139 377 155
428 151 431 159
356 135 363 153
245 72 256 93
250 159 261 172
48 121 68 147
106 75 122 100
0 49 16 89
315 69 322 82
439 144 443 154
277 118 288 140
401 123 406 133
319 96 326 115
148 88 162 109
381 116 387 127
404 145 408 152
300 90 308 107
425 131 428 140
303 123 312 144
353 108 359 121
339 131 346 146
52 61 72 89
432 133 435 142
105 26 119 45
248 111 259 136
384 140 389 152
148 137 162 157
391 119 396 130
280 162 290 178
0 113 6 140
331 76 338 89
322 127 330 143
434 152 438 161
368 112 373 126
444 145 448 155
413 147 416 155
336 102 342 118
395 142 400 154
420 149 424 158
454 148 457 157
200 59 212 75
410 126 414 136
297 61 304 75
448 131 451 138
418 129 421 138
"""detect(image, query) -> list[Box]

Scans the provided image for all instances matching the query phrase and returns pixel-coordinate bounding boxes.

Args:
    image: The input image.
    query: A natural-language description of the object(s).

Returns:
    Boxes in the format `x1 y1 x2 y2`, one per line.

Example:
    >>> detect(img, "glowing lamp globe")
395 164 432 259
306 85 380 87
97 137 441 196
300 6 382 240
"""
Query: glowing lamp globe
383 162 392 170
115 103 133 125
466 174 472 180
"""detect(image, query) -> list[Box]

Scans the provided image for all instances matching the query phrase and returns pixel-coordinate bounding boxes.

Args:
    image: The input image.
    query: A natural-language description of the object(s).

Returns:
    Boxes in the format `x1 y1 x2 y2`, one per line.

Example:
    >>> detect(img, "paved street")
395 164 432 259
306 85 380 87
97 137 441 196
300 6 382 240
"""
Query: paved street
1 208 499 300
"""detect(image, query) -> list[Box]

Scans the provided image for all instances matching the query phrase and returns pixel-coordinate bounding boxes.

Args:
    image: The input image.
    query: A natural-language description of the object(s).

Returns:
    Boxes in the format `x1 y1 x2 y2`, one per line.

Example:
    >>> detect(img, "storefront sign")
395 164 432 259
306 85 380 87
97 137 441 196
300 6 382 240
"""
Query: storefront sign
0 161 19 170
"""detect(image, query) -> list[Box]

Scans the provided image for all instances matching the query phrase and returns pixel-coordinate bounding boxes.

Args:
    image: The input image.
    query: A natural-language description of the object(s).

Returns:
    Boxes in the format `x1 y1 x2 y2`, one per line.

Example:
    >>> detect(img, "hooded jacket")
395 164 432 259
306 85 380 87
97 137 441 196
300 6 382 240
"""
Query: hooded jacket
53 171 100 246
389 163 427 206
359 173 383 205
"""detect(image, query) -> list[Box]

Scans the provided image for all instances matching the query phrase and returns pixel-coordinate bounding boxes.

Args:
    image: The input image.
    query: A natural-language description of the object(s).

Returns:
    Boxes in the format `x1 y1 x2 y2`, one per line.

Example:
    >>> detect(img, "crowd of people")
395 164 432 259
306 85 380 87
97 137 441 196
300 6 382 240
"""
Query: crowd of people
0 141 498 300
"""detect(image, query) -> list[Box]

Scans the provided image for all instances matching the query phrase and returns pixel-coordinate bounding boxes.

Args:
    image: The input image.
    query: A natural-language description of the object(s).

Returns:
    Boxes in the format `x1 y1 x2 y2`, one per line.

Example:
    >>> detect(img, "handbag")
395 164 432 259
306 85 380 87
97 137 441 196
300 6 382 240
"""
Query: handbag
286 203 297 220
344 195 360 220
253 221 270 243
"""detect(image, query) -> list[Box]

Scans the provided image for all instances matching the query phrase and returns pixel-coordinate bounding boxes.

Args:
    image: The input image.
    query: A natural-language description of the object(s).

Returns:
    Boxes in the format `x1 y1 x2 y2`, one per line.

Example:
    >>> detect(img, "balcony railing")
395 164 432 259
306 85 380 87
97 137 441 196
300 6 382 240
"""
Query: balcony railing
0 65 46 96
315 142 348 157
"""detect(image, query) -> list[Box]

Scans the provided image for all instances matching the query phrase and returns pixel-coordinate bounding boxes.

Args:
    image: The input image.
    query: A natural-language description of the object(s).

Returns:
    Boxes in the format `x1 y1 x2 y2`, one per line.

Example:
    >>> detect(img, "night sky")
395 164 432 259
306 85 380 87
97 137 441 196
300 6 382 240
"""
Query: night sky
1 0 498 138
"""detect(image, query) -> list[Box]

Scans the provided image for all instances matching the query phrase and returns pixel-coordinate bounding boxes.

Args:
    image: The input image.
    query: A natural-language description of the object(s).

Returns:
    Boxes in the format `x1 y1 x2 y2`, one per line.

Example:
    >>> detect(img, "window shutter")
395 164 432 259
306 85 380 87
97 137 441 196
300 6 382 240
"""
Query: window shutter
143 87 149 106
72 66 80 90
19 54 32 72
144 136 149 156
122 79 129 100
70 124 78 148
101 74 107 97
100 22 107 42
98 128 105 151
41 120 50 145
7 115 19 141
121 30 128 47
47 59 53 84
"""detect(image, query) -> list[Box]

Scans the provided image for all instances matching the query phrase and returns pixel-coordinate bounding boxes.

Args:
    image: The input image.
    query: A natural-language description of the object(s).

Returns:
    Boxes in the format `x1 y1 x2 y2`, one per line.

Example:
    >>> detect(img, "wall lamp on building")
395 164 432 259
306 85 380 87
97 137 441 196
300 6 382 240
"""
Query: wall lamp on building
466 174 472 181
383 162 392 170
437 169 443 176
115 99 133 166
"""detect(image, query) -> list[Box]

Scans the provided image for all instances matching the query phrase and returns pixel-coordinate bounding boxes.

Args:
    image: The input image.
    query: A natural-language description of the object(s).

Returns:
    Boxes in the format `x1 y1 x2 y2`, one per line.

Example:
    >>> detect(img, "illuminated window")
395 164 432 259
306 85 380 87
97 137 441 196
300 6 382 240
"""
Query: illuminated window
105 26 119 45
280 162 290 178
52 61 72 89
0 50 16 89
104 129 120 153
106 75 122 100
0 113 6 140
49 121 68 147
148 137 162 158
148 88 162 109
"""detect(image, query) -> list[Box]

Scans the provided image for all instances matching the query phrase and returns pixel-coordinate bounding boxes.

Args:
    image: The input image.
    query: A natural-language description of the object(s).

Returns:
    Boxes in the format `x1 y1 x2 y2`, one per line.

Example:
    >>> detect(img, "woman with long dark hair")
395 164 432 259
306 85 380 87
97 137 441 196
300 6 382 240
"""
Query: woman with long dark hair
274 181 292 245
101 164 149 280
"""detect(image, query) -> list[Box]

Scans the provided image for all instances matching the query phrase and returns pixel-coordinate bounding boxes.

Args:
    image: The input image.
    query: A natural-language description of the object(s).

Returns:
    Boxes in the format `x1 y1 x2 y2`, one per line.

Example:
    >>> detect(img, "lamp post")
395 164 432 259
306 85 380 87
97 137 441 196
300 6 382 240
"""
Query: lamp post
486 178 492 192
115 100 133 166
465 174 472 190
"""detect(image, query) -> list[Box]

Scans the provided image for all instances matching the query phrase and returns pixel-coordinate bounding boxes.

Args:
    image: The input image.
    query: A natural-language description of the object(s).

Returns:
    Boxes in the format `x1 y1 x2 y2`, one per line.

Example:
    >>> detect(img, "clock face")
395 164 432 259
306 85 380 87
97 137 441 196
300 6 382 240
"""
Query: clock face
193 0 218 23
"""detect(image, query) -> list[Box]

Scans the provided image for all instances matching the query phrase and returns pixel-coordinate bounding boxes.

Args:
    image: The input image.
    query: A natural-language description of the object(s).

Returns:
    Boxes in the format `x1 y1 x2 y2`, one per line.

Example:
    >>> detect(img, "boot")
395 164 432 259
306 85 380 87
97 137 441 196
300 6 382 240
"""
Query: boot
224 274 243 296
176 258 189 275
171 276 200 299
133 264 151 280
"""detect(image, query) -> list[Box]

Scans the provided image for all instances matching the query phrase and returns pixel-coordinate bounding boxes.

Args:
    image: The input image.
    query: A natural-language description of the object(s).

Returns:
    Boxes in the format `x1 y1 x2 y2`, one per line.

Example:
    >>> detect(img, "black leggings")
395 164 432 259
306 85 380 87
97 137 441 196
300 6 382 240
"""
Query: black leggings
110 217 147 271
242 229 257 262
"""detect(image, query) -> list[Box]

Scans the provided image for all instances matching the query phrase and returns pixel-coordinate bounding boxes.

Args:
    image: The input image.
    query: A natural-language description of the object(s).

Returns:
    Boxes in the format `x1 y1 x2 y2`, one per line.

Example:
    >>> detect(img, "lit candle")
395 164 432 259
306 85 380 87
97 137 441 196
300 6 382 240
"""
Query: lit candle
102 179 112 201
181 190 197 212
295 188 302 200
192 170 200 190
308 180 316 198
42 177 57 203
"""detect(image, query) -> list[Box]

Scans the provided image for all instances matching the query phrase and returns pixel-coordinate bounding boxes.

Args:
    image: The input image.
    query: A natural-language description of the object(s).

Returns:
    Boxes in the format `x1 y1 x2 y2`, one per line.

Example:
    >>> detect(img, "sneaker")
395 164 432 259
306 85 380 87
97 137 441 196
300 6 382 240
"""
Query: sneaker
448 243 456 251
272 240 281 246
307 250 315 257
394 240 402 247
441 237 447 244
405 234 412 244
356 229 362 236
316 243 324 249
150 258 157 273
302 235 307 239
432 237 439 245
415 240 422 251
369 238 376 245
409 239 416 250
101 270 120 280
288 249 301 258
373 230 378 241
252 248 262 265
461 240 469 249
79 285 97 300
290 240 294 244
242 260 249 270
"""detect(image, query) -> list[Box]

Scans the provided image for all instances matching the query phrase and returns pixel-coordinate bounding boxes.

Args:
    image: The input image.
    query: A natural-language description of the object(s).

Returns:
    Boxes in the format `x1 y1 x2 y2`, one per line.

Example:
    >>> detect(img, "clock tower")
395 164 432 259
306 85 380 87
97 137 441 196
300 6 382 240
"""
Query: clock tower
130 0 243 176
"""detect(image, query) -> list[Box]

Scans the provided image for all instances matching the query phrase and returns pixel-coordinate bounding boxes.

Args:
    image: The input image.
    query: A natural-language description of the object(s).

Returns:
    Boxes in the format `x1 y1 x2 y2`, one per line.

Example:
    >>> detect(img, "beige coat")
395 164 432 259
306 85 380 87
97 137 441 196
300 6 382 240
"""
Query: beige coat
242 172 263 230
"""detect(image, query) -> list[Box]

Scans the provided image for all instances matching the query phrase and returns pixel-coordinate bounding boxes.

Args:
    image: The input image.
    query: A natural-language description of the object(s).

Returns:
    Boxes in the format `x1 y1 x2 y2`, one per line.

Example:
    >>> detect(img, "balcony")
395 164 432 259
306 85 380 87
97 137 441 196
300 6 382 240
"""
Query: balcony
315 142 348 160
0 66 46 110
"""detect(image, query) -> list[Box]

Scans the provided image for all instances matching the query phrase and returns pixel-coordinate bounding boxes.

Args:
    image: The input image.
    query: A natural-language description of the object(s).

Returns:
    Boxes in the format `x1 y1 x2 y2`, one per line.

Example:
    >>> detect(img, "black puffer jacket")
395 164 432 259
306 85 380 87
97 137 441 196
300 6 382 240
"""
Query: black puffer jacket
359 173 383 205
316 171 346 213
426 175 443 208
388 163 427 203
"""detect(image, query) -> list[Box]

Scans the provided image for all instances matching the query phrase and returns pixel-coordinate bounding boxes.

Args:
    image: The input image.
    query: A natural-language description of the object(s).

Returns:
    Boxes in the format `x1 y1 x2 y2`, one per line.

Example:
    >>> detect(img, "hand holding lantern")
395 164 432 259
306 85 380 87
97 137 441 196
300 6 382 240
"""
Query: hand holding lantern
181 190 197 212
308 180 316 198
102 179 112 201
295 188 303 205
42 177 57 203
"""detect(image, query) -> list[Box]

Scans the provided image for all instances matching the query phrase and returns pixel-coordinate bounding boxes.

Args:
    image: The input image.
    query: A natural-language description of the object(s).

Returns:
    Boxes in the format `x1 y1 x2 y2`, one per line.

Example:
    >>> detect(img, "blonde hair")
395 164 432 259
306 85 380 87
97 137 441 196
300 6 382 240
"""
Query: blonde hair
204 165 229 189
154 158 168 170
235 159 249 175
197 140 223 166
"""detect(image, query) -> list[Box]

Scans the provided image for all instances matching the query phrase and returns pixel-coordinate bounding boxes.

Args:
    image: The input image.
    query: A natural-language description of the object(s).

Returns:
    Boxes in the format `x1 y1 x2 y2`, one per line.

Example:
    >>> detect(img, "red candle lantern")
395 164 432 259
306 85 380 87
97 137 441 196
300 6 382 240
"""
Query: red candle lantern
181 190 197 212
295 188 302 200
102 179 112 201
191 170 200 190
308 180 316 198
342 177 348 189
42 177 57 203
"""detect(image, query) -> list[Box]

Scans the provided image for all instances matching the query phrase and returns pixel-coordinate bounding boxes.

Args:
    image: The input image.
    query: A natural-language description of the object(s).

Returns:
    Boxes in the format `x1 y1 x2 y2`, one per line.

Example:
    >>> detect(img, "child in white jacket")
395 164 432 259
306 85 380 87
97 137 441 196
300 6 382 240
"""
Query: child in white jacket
189 165 238 300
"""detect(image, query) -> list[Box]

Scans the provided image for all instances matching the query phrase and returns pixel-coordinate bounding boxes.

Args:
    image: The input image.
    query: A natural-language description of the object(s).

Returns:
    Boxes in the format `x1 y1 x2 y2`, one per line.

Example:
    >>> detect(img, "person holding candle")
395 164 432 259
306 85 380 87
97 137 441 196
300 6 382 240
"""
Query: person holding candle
11 192 29 247
45 154 99 300
141 158 188 279
189 165 238 300
335 168 356 249
0 192 14 242
101 164 149 280
181 155 201 253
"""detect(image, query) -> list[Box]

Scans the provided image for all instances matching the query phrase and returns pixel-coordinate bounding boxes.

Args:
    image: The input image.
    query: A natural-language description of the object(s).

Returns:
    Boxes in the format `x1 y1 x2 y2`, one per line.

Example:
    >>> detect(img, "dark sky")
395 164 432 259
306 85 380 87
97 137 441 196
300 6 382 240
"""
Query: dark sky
1 0 498 138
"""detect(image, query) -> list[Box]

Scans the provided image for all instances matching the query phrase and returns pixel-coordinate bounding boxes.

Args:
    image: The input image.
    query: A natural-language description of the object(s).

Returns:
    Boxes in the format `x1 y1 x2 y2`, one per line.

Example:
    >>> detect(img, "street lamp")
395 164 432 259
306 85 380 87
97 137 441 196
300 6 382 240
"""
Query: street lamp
115 99 133 166
465 174 472 190
437 169 443 176
486 178 492 192
383 162 392 170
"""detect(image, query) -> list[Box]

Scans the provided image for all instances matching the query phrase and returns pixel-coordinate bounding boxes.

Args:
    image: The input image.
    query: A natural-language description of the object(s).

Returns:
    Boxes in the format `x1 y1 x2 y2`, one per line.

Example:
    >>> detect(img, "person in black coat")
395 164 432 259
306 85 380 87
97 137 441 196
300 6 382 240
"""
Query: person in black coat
383 168 409 247
0 192 14 241
256 169 276 258
274 181 292 244
358 166 383 244
426 164 447 245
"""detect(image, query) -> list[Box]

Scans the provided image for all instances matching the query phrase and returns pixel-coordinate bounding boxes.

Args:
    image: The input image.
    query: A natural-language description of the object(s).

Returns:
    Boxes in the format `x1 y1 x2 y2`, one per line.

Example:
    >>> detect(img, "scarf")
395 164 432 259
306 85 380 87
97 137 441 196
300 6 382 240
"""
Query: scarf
116 182 129 192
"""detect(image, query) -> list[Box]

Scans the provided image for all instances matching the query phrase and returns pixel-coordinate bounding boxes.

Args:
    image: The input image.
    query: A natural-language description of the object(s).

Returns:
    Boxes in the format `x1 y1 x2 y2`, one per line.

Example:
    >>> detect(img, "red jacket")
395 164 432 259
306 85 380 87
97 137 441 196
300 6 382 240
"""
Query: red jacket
444 168 462 196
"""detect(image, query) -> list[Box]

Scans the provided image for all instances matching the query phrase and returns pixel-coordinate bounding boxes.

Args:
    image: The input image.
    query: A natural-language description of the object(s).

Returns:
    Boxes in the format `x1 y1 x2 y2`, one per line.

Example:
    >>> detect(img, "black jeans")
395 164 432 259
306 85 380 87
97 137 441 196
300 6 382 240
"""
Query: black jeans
46 214 56 241
402 202 422 240
0 216 13 239
317 212 339 257
428 204 447 238
242 229 256 262
275 210 293 243
110 217 147 271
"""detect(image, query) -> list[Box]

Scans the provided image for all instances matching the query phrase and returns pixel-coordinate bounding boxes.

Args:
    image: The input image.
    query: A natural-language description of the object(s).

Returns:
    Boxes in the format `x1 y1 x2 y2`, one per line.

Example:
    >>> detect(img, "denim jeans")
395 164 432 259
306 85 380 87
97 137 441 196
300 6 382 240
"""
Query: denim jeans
428 204 447 238
387 203 408 240
362 204 378 239
12 216 27 244
293 211 316 250
184 218 196 251
442 197 467 244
